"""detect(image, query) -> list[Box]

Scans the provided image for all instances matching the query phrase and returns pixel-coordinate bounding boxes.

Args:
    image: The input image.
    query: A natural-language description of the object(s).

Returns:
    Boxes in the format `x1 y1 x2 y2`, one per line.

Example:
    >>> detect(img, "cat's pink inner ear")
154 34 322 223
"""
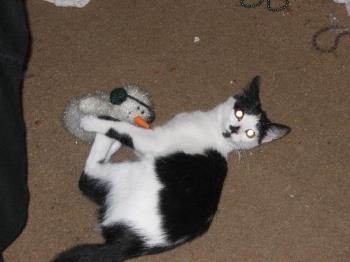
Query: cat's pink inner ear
261 124 290 144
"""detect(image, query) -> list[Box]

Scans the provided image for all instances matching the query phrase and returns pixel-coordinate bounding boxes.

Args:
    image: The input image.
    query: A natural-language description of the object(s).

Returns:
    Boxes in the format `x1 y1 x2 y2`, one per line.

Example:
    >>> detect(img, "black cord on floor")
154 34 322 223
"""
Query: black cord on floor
240 0 289 12
312 25 350 53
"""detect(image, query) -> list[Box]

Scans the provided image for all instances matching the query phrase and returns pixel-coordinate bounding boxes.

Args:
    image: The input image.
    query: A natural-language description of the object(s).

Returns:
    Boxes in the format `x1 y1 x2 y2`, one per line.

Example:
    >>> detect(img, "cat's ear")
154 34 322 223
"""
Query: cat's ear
244 75 261 102
261 123 291 144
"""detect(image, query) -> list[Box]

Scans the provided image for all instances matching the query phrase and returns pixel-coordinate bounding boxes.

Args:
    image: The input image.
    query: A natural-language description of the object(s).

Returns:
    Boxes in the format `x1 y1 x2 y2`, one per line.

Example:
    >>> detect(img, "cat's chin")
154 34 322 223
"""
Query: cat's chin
227 140 258 151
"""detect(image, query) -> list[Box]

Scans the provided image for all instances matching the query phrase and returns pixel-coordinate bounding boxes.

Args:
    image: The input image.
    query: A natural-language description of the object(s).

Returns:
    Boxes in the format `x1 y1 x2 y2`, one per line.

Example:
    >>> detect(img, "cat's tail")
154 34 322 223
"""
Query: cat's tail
53 224 149 262
52 243 127 262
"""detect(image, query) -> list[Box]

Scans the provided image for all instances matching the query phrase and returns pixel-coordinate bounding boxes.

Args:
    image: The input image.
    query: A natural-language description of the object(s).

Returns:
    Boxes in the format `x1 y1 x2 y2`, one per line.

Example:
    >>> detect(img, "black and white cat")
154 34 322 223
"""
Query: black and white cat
54 76 290 262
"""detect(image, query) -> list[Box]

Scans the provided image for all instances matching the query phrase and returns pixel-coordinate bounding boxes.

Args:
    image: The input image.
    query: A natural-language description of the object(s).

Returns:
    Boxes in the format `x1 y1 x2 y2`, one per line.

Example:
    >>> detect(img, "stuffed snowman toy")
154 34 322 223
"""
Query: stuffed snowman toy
63 85 155 143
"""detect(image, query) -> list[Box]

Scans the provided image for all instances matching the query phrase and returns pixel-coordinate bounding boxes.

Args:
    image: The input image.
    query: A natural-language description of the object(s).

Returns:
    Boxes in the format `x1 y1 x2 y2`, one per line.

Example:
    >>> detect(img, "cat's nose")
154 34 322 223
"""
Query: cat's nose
229 125 240 134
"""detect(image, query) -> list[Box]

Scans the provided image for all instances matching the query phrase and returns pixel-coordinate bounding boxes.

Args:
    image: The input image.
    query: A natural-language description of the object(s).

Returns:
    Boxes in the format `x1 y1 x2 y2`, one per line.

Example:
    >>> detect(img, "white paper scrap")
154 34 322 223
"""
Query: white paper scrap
43 0 90 8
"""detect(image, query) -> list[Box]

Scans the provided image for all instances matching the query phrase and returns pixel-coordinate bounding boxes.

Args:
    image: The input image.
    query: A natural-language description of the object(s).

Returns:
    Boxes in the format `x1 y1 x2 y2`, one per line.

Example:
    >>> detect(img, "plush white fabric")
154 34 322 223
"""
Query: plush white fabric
333 0 350 15
43 0 90 8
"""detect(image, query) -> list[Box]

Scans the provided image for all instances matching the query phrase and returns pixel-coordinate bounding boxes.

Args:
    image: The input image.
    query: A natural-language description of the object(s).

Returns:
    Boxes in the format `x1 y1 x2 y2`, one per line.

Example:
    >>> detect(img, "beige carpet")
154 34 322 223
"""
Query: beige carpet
4 0 350 261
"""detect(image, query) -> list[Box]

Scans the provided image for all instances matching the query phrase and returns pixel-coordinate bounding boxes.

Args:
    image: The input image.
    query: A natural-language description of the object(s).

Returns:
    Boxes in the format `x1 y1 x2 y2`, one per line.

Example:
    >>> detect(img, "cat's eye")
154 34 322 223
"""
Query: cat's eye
246 129 255 138
235 110 244 120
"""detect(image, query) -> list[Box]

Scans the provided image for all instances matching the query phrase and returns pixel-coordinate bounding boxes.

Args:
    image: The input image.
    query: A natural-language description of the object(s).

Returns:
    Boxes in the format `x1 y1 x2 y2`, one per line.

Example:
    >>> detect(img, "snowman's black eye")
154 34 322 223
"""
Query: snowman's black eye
137 106 140 110
141 110 145 114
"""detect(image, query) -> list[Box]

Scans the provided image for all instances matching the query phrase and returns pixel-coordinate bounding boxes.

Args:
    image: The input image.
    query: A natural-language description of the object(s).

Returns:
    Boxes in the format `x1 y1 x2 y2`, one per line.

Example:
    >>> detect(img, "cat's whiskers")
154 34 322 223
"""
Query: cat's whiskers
237 150 242 161
243 150 250 172
239 150 253 173
231 150 242 164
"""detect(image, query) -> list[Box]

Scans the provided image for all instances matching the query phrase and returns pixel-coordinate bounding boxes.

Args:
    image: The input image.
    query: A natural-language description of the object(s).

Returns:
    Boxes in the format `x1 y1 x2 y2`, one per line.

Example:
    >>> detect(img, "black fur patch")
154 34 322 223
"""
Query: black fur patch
105 128 134 149
222 131 231 138
234 76 262 115
229 125 240 134
103 224 191 258
156 150 228 243
256 111 272 143
102 224 145 257
233 76 274 143
79 172 109 206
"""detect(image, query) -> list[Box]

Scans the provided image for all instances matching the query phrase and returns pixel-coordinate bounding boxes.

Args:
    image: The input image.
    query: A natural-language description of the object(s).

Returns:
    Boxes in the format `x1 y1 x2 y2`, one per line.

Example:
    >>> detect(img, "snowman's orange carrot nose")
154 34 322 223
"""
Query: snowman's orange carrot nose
134 116 150 129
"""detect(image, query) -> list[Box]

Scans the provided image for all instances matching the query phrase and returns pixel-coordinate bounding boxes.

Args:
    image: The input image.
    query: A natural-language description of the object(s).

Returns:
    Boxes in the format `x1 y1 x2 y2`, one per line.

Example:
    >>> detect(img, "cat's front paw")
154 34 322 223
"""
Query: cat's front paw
80 116 101 133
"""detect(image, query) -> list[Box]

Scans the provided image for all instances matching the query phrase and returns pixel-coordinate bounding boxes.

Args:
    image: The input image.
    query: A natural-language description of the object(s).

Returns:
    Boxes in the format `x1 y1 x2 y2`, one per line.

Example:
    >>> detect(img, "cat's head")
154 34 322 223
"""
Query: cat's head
222 76 291 150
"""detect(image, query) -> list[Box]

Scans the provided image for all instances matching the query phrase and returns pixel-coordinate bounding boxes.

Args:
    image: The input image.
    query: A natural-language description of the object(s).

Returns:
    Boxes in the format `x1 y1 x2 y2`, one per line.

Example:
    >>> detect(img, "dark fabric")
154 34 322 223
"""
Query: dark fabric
0 0 30 254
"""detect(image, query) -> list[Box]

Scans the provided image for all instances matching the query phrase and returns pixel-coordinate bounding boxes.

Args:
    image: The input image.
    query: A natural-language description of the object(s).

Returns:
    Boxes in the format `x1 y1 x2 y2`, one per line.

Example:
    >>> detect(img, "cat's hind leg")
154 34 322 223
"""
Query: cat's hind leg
104 141 122 163
84 133 115 173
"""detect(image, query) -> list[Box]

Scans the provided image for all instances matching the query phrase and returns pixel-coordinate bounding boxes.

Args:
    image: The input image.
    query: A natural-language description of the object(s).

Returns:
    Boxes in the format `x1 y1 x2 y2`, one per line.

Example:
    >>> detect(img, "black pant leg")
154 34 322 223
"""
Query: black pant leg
0 0 30 254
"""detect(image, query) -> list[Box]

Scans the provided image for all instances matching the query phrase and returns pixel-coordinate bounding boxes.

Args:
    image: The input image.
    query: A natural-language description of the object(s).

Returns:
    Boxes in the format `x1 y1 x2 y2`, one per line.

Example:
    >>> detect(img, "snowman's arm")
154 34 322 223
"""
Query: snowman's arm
80 116 163 154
